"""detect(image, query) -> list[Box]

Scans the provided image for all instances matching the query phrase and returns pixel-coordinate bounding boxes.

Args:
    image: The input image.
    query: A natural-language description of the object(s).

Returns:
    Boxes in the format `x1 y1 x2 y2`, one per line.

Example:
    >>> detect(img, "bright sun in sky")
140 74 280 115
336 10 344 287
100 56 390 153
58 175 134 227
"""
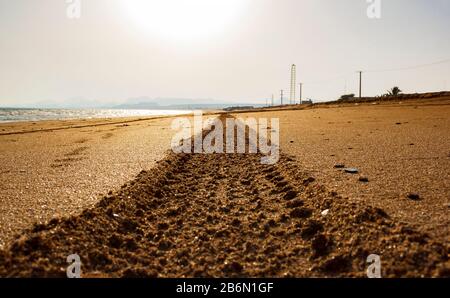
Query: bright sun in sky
120 0 248 41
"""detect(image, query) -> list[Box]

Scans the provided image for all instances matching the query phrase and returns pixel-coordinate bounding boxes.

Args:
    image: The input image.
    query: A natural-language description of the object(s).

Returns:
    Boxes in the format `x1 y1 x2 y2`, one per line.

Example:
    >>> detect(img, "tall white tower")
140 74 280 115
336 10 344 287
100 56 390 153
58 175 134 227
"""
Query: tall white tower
290 64 296 105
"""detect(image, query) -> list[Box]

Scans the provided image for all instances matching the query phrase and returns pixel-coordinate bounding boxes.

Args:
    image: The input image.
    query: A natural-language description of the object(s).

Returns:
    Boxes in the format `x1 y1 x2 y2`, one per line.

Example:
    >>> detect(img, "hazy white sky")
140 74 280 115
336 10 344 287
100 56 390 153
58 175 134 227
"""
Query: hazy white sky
0 0 449 107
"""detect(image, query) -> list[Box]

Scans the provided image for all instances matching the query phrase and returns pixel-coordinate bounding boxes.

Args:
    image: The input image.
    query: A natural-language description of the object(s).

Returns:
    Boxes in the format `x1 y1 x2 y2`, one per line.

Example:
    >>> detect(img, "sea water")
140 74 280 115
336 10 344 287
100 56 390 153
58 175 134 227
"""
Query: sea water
0 108 193 123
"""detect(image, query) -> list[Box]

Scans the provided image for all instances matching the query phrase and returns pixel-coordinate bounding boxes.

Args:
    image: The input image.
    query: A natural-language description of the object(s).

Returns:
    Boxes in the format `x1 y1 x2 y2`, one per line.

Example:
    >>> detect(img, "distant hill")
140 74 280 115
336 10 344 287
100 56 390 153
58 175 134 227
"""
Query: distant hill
113 102 160 109
112 96 267 110
1 96 268 110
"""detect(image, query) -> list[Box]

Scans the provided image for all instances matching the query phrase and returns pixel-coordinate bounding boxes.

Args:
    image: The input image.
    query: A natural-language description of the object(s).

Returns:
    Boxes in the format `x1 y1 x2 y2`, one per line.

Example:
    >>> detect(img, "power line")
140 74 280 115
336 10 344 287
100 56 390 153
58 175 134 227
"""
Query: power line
274 57 450 104
302 72 352 85
300 58 450 86
364 58 450 73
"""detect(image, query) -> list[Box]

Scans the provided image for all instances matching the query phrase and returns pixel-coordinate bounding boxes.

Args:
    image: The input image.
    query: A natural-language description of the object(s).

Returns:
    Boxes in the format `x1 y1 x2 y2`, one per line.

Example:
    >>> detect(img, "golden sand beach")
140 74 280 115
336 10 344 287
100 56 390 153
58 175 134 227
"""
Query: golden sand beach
0 98 449 277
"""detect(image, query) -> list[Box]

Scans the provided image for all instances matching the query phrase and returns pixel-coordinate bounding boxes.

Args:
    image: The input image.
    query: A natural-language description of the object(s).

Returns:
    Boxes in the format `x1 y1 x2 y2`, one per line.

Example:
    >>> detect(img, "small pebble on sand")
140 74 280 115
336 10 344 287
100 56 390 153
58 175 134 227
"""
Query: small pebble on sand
359 176 369 183
407 193 421 201
344 168 359 174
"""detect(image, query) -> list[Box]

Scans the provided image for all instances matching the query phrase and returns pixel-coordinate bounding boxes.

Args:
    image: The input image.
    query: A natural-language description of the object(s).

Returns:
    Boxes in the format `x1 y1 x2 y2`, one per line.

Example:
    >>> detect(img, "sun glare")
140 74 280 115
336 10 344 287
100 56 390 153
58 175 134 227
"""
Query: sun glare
120 0 247 41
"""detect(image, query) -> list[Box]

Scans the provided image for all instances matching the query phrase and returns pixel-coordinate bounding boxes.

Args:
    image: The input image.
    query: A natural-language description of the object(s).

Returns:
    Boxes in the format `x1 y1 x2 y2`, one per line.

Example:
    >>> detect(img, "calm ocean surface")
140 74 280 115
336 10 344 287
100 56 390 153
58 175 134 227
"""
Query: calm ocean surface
0 108 193 123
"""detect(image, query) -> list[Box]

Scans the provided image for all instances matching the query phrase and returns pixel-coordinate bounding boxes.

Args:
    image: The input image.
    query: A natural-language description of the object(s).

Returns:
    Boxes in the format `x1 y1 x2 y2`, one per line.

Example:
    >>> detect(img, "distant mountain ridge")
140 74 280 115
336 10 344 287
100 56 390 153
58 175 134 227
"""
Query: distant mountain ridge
113 102 265 110
6 97 266 110
113 97 265 110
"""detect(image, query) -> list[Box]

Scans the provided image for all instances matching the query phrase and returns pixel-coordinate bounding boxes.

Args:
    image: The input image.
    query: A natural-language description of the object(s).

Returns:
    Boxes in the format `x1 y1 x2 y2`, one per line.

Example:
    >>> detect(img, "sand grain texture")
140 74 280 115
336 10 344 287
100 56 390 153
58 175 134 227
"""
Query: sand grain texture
0 113 448 277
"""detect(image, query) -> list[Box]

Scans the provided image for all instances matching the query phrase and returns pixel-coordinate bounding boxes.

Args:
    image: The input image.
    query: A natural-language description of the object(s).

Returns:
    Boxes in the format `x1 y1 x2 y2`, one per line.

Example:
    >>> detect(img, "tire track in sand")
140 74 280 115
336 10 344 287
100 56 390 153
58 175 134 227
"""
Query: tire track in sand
0 115 448 277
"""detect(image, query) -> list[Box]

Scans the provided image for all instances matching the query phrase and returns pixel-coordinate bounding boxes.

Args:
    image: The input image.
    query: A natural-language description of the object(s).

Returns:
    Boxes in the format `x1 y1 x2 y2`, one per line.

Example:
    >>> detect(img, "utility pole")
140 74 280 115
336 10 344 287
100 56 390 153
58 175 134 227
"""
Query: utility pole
358 71 362 99
299 83 303 105
271 94 274 106
280 90 284 105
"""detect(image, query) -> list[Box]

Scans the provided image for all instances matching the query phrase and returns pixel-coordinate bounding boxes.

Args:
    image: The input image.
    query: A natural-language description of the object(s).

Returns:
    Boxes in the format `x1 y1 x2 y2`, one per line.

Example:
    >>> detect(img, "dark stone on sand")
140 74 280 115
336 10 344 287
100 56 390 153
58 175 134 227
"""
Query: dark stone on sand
334 164 345 169
359 176 369 183
407 193 421 201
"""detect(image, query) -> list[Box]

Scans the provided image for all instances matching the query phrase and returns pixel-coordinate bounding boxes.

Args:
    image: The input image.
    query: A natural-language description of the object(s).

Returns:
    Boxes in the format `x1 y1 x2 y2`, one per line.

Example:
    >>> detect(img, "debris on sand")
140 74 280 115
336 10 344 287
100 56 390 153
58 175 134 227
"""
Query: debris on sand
334 164 345 169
